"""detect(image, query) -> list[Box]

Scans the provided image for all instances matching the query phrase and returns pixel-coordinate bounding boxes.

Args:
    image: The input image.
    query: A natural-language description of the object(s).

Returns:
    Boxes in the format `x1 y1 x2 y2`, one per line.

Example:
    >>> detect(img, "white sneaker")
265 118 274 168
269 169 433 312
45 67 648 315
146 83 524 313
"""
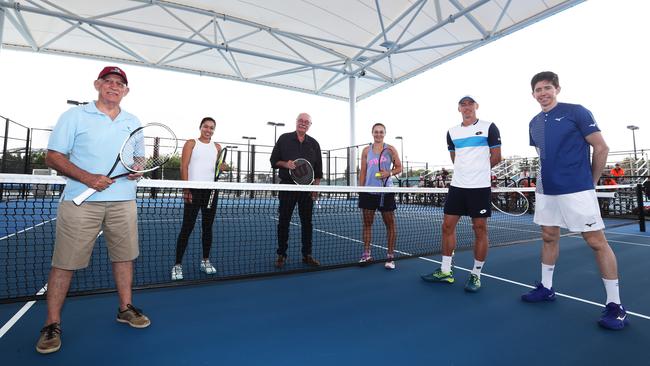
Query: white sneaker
171 264 183 280
358 251 372 264
384 254 395 270
200 259 216 275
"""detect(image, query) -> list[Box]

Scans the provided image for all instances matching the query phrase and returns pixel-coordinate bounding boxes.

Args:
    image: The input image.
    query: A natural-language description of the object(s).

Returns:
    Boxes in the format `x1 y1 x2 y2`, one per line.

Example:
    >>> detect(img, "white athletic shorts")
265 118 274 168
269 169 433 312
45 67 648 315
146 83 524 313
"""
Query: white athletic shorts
534 190 605 232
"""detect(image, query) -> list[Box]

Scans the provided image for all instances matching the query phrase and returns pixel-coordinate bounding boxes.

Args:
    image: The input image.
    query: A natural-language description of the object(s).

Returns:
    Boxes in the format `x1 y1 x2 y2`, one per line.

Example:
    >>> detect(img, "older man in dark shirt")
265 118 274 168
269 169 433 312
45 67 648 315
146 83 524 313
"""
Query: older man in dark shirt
270 112 323 268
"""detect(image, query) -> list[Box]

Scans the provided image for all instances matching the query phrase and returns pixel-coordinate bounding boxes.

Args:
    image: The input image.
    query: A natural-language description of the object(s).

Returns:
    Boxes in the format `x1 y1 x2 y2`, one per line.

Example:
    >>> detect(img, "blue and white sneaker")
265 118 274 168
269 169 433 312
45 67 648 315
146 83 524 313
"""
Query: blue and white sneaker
598 302 629 330
521 282 556 302
464 274 481 292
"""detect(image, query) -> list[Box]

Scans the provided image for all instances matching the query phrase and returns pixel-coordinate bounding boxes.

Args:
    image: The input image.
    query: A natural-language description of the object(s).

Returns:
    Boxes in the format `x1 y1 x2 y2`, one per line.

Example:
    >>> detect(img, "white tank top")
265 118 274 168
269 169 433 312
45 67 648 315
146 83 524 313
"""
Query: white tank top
188 140 218 182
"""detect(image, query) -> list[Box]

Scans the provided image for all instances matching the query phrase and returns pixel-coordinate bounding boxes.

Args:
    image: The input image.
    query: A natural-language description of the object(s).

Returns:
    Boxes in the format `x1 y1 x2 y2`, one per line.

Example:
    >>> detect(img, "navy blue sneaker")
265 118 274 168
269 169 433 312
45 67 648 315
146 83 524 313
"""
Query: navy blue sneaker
521 282 556 302
598 302 629 330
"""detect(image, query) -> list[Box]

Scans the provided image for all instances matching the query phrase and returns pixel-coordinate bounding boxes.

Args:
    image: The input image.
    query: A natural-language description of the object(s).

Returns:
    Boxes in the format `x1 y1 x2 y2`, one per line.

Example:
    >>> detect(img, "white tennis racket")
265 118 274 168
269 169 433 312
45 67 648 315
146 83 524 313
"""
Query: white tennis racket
72 123 177 205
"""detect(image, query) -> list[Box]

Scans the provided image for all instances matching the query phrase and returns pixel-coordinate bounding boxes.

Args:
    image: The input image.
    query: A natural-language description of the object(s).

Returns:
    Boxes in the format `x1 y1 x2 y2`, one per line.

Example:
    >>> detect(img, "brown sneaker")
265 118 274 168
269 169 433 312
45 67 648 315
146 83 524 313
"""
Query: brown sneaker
275 255 286 269
36 323 61 354
117 304 151 328
303 255 320 267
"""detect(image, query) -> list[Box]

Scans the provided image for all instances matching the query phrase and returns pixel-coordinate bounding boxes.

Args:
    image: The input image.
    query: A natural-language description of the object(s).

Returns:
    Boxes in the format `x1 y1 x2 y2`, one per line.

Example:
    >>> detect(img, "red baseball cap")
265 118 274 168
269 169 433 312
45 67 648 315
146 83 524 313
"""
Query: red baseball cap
97 66 128 85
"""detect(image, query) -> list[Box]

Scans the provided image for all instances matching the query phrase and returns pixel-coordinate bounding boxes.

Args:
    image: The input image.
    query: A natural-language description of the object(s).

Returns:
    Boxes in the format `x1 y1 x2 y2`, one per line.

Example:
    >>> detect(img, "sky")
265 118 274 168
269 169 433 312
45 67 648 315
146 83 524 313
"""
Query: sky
0 0 648 174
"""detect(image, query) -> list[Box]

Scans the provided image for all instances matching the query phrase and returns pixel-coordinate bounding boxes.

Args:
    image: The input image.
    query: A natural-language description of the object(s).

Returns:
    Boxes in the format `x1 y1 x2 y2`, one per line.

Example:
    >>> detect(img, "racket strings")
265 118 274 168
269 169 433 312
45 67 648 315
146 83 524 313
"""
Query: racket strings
290 159 314 185
120 124 177 172
491 191 530 215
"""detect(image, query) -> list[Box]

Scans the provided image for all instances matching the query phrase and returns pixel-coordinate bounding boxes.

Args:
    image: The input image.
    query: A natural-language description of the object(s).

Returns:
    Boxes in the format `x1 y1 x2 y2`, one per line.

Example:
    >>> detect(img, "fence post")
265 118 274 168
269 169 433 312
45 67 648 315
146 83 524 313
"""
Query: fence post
637 184 646 232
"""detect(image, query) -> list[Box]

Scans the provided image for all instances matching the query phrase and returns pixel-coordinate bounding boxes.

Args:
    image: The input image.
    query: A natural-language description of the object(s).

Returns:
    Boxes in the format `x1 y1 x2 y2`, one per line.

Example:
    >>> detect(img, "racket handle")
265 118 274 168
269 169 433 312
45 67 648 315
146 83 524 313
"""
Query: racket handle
72 187 97 205
206 190 216 209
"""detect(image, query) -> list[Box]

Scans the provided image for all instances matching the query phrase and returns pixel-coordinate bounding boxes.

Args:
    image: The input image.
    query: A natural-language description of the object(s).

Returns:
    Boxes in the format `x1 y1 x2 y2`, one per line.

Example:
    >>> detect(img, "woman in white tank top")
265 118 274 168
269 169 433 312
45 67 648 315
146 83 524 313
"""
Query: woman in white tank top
172 117 222 281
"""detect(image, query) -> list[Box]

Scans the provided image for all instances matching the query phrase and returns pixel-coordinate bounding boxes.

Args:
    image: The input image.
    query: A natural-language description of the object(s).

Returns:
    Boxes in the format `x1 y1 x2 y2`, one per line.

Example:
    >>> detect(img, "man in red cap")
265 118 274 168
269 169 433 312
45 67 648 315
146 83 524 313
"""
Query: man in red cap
36 65 150 354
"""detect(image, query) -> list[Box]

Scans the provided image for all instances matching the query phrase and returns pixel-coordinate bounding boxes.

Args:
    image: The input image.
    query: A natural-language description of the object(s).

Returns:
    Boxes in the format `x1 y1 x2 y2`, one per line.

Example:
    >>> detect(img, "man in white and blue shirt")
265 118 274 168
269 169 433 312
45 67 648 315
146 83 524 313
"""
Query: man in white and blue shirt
421 95 501 292
521 71 628 330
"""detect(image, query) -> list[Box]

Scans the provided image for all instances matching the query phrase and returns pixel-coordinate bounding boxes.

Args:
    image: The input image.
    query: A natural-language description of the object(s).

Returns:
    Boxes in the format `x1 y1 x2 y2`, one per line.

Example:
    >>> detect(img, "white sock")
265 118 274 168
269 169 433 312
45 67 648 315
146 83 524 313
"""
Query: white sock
541 263 555 289
441 255 453 273
471 260 485 277
602 278 621 305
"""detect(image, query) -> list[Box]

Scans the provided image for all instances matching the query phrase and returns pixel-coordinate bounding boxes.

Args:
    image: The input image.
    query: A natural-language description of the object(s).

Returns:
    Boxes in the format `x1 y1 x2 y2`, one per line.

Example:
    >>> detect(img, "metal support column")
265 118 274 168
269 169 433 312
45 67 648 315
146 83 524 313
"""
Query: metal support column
348 76 358 186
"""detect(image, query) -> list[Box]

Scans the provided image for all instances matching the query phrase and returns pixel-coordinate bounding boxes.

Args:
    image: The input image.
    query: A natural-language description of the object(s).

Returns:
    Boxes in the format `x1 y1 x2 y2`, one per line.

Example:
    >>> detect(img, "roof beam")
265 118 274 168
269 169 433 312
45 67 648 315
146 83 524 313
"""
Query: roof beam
0 1 351 76
11 6 38 50
27 0 149 62
0 7 4 52
351 0 489 76
449 0 488 37
490 0 513 36
156 19 213 65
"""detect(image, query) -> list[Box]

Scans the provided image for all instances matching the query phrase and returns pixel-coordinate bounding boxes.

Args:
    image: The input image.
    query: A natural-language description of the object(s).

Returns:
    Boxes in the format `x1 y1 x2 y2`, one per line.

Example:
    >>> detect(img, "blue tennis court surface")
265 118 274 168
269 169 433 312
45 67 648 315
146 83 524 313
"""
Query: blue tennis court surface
1 217 648 365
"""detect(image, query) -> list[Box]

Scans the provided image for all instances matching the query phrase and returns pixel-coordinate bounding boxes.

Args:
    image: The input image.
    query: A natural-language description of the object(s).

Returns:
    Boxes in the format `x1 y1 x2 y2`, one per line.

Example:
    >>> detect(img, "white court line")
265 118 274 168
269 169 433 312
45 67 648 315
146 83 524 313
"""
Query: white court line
564 233 650 248
0 218 57 241
306 220 650 321
0 285 47 339
0 230 103 339
417 257 649 320
605 231 650 238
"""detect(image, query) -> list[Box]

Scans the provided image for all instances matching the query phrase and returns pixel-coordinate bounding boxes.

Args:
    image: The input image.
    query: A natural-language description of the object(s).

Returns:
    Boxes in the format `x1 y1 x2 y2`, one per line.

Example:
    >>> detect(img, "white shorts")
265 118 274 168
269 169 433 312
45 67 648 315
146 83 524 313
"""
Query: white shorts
534 190 604 232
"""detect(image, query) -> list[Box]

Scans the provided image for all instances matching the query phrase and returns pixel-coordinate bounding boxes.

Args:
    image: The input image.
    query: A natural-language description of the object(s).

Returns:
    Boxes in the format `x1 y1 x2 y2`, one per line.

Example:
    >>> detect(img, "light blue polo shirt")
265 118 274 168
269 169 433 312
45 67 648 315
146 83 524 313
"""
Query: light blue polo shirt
529 102 599 195
47 102 142 201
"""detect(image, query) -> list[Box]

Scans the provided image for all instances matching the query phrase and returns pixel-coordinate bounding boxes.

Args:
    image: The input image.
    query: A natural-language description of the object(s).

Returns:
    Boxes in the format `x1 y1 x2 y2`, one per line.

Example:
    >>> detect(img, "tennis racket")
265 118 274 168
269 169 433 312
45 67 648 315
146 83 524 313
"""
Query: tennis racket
290 158 314 185
290 158 320 208
491 189 530 216
375 146 392 208
206 147 227 209
72 123 177 205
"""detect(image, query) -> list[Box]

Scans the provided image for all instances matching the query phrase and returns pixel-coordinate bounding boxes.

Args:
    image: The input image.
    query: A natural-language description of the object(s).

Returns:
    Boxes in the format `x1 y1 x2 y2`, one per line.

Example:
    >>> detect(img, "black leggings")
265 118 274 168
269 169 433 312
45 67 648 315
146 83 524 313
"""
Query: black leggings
175 189 217 264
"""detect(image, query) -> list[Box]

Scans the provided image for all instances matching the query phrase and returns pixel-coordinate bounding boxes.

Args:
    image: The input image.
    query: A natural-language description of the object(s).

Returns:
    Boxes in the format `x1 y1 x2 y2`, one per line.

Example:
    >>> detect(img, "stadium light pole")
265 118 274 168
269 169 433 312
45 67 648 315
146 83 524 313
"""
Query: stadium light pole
242 136 256 181
267 122 285 144
267 122 285 183
226 145 238 182
627 125 639 160
395 136 404 177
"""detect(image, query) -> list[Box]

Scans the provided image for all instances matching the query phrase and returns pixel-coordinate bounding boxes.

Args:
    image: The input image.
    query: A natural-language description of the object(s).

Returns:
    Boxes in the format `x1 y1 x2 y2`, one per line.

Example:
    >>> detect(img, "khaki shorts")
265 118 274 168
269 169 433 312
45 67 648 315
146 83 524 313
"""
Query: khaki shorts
52 200 139 270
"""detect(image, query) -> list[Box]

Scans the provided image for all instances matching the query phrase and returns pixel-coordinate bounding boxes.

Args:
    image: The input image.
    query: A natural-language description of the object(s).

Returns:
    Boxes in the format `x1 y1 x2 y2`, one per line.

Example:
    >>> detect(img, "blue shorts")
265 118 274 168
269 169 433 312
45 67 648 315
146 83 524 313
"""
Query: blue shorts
443 186 491 218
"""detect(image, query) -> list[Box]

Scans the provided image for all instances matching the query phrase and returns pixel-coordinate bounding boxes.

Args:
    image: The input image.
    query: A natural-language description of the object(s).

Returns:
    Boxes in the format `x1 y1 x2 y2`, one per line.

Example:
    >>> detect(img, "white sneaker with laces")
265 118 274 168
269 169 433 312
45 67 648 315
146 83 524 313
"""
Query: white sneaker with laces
384 254 395 270
171 264 183 280
200 259 217 274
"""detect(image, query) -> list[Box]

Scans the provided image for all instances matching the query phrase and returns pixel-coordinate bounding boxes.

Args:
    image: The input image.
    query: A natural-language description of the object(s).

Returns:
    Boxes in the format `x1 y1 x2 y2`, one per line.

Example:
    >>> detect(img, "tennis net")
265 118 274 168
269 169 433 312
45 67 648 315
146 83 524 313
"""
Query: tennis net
0 173 641 303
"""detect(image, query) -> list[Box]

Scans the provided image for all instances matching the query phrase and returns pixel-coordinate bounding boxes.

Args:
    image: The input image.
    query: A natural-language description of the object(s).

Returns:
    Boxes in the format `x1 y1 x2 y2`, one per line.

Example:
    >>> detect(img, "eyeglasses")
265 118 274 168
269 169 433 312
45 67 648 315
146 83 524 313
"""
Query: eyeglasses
100 78 127 89
297 119 312 126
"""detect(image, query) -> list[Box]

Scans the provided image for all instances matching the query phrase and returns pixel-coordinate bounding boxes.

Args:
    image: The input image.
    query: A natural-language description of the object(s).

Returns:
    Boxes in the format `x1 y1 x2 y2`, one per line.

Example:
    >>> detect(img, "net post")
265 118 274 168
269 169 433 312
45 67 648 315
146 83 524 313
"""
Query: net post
637 183 646 232
1 117 9 173
23 128 31 174
249 144 256 199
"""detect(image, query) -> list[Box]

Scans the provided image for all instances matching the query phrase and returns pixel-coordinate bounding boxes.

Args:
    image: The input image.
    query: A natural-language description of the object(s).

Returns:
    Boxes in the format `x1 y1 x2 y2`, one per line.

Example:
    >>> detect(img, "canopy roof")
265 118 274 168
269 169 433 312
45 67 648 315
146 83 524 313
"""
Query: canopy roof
0 0 583 101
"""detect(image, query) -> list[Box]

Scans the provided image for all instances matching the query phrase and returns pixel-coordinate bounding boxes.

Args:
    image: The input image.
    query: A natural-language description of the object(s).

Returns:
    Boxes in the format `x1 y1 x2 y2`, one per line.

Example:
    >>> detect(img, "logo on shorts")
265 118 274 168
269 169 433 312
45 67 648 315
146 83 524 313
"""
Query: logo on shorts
480 209 487 214
585 222 597 227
